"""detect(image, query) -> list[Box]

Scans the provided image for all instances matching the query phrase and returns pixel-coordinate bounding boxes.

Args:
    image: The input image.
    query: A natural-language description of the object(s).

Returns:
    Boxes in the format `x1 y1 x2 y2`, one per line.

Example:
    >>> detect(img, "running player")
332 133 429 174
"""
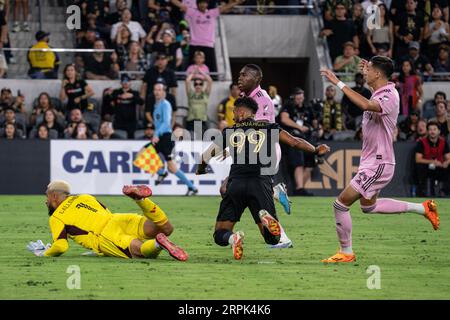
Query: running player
196 97 330 260
320 56 440 263
26 180 188 261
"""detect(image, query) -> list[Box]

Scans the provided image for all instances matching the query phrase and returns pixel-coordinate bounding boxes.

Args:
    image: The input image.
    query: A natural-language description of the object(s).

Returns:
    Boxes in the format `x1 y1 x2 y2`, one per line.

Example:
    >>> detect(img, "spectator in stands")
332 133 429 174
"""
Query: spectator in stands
396 59 423 116
27 31 60 79
64 108 95 138
140 53 177 100
0 87 27 114
366 3 394 58
415 118 428 140
186 51 210 80
268 85 282 116
422 91 447 119
35 123 50 140
110 74 144 138
177 22 191 69
398 42 434 81
320 2 359 62
333 42 362 82
106 0 128 25
29 92 64 128
71 121 99 140
98 121 123 139
185 70 213 134
75 27 99 69
38 109 65 138
142 122 155 139
12 0 29 33
60 64 95 112
424 5 450 62
0 8 7 77
84 39 120 80
122 41 149 80
430 101 450 138
278 89 315 196
399 110 420 141
173 0 244 73
341 72 371 130
351 3 365 56
322 85 345 140
1 107 26 136
217 82 240 130
111 8 147 44
147 0 174 28
414 120 450 197
0 122 21 139
394 0 424 58
323 0 352 22
152 29 183 70
433 45 450 76
112 24 133 66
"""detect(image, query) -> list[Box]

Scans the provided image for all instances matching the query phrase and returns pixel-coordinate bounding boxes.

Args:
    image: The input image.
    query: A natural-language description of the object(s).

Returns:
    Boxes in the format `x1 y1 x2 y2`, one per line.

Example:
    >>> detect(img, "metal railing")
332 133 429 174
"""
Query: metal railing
231 4 316 15
335 72 450 82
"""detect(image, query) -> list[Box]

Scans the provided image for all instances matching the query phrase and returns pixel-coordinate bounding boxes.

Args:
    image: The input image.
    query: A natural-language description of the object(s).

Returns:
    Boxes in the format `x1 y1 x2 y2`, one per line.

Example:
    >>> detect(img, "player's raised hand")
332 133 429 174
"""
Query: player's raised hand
359 59 368 73
315 144 331 156
320 68 339 85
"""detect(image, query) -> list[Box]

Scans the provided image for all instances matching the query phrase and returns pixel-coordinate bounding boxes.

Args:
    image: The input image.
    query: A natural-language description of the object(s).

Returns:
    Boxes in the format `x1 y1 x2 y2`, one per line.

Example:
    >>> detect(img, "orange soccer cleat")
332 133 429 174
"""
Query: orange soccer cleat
258 210 281 236
231 231 244 260
423 200 440 230
122 185 152 200
321 251 356 263
156 233 189 261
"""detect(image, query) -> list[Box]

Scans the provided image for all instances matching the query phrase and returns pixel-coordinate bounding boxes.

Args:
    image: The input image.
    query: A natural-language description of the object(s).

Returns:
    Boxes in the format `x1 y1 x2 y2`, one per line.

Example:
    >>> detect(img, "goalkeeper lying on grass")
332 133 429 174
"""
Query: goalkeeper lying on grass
27 180 188 261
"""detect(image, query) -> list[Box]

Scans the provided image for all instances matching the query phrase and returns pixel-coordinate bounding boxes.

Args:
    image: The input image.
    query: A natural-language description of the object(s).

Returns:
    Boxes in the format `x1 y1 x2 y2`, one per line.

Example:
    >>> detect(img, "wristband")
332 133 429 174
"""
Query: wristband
337 81 346 90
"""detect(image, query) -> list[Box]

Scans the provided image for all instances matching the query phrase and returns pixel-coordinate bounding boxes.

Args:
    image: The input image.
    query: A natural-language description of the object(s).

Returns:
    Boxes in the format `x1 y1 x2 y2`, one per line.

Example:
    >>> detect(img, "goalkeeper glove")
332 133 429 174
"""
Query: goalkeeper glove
26 240 51 257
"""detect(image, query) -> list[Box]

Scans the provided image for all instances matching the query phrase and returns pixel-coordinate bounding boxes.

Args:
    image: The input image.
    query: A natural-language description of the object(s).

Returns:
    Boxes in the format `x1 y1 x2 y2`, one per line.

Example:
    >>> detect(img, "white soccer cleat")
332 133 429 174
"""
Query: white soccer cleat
268 239 293 249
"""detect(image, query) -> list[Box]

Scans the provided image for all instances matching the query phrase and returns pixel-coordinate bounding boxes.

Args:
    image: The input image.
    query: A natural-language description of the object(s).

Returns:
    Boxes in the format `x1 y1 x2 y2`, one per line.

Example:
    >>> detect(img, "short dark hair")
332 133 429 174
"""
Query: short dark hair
243 64 263 80
229 82 239 90
234 97 258 114
435 91 447 100
427 120 440 130
370 55 394 79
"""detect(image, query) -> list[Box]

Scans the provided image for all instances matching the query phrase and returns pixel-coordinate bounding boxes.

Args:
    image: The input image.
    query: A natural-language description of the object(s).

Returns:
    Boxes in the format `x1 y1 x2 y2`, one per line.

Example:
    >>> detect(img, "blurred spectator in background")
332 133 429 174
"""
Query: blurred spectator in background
112 24 133 67
429 101 450 138
35 123 50 140
333 42 361 82
173 0 244 73
424 6 450 63
177 21 191 69
60 64 95 112
414 120 450 197
0 107 26 135
71 121 98 140
415 118 428 140
27 31 60 79
84 39 120 80
0 87 26 114
38 109 65 138
278 89 315 196
268 85 282 116
185 70 213 134
422 91 447 119
351 3 365 57
122 41 150 80
152 29 183 70
186 51 210 80
110 74 144 138
394 0 424 58
106 0 128 25
110 8 147 43
0 122 22 139
341 72 371 130
396 59 423 116
217 82 240 130
12 0 29 33
142 122 155 140
29 92 64 128
320 2 359 62
322 85 345 140
433 45 450 76
98 121 123 139
64 108 95 138
140 54 177 100
323 0 352 21
399 110 420 141
366 3 393 58
398 42 434 81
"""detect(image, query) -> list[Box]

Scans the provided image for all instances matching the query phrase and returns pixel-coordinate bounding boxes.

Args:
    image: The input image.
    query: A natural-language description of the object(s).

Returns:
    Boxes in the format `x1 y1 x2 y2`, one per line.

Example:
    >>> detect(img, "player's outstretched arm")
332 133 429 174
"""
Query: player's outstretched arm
320 68 381 113
279 130 330 155
196 143 220 175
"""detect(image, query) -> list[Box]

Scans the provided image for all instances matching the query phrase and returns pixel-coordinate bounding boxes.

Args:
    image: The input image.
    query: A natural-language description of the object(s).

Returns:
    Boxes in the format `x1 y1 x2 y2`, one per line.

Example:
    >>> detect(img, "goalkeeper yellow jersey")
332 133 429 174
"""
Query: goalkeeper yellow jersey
45 194 113 257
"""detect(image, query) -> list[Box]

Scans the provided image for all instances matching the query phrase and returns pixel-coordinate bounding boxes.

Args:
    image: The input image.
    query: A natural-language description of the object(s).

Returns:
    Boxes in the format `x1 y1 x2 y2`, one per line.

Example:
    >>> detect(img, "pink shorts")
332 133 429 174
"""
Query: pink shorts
350 163 395 200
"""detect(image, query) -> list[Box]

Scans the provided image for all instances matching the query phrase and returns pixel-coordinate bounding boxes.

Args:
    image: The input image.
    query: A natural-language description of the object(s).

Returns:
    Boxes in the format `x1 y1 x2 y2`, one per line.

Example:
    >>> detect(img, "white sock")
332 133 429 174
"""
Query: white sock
154 241 160 248
279 225 290 243
406 202 425 215
341 246 353 254
228 233 235 245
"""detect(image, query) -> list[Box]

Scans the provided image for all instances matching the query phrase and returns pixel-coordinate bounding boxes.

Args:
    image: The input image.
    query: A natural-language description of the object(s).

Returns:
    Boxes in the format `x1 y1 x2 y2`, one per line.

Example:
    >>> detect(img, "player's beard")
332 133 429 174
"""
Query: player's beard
47 204 55 216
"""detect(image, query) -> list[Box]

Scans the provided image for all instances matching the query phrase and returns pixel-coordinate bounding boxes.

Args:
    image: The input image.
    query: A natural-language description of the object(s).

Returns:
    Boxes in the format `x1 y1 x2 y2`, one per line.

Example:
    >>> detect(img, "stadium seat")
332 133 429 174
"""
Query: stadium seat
134 130 145 139
83 111 101 133
114 129 128 139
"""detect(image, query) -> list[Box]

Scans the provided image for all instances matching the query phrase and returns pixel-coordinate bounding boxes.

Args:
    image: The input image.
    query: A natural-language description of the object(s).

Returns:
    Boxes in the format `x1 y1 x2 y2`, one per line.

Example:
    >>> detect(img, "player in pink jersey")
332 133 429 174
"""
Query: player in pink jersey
320 56 440 263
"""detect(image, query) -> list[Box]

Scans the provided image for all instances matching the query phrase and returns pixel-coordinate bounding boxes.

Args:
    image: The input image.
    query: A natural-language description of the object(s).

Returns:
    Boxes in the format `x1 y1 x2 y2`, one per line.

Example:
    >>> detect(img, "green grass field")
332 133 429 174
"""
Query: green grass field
0 195 449 300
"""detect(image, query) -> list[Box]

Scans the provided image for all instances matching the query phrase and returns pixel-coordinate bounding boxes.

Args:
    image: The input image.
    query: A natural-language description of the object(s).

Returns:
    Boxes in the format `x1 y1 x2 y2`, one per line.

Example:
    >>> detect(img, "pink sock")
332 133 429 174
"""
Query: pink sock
333 200 352 249
361 198 408 214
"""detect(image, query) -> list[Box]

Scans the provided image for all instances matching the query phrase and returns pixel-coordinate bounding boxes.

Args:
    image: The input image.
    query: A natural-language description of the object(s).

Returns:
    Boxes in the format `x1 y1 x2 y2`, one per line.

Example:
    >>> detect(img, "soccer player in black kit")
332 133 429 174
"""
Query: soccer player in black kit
196 97 330 260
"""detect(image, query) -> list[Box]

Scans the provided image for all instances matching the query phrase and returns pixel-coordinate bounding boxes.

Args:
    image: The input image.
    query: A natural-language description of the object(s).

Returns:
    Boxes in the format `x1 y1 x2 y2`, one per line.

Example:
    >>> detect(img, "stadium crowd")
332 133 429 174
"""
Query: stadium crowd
0 0 449 196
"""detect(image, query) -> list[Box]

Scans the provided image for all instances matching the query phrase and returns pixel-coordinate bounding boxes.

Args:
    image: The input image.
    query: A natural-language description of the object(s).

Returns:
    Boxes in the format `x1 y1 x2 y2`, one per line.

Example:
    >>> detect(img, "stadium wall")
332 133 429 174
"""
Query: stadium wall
1 140 415 196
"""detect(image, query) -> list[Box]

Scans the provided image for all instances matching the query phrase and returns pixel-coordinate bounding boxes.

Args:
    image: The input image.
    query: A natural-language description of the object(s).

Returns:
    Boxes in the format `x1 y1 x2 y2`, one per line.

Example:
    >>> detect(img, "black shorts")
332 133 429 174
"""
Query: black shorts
154 132 175 161
217 177 277 224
